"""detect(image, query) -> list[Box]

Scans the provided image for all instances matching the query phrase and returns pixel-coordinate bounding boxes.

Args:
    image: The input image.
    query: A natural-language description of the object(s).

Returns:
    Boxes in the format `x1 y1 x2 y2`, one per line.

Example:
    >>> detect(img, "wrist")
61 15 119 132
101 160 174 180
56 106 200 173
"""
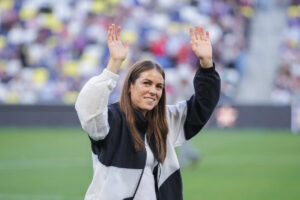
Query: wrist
199 58 213 68
106 58 124 74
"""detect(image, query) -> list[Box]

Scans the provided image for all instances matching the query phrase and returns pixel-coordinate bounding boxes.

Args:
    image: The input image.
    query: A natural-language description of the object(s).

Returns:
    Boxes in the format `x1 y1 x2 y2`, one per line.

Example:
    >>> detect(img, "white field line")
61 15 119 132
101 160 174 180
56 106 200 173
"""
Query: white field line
203 155 300 166
1 155 300 170
0 157 90 169
0 193 81 200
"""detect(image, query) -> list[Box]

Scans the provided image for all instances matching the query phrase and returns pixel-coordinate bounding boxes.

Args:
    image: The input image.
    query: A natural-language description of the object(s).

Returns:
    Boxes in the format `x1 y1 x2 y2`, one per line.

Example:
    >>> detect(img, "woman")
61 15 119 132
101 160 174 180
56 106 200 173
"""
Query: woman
75 24 220 200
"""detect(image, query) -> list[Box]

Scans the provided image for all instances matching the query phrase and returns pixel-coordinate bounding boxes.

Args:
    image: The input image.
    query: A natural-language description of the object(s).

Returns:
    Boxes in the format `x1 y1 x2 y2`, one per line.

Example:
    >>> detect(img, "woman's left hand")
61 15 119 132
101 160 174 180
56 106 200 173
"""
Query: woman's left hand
189 26 213 68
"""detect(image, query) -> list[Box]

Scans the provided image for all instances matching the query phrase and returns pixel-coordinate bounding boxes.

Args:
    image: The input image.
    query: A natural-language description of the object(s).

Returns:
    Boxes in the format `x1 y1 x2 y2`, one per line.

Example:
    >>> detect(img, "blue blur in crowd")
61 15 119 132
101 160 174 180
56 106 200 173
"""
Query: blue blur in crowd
0 0 256 104
271 0 300 105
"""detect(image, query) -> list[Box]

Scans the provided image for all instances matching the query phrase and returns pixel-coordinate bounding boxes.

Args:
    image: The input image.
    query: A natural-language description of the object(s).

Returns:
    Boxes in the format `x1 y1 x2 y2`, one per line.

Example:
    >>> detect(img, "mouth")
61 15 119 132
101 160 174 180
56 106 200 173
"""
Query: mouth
144 97 155 102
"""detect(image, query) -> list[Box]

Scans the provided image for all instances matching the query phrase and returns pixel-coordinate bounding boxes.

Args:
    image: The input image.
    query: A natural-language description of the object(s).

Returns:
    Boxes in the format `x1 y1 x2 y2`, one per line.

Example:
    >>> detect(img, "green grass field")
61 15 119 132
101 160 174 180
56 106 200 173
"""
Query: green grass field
0 128 300 200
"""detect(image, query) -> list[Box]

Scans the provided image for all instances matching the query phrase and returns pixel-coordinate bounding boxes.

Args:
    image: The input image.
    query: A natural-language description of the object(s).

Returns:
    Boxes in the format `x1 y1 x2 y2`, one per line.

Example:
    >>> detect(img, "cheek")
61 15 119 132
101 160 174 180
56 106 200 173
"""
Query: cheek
130 86 144 102
157 91 163 100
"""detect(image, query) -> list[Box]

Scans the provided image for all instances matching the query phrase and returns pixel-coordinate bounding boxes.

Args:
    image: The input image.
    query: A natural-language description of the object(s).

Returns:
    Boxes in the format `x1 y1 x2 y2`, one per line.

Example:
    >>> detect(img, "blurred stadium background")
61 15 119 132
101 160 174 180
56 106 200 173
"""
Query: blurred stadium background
0 0 300 199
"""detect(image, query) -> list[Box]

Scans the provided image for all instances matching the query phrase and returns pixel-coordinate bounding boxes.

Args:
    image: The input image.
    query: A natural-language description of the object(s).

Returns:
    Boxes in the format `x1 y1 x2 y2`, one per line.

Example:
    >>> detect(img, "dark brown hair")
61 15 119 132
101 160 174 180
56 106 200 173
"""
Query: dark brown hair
119 60 168 163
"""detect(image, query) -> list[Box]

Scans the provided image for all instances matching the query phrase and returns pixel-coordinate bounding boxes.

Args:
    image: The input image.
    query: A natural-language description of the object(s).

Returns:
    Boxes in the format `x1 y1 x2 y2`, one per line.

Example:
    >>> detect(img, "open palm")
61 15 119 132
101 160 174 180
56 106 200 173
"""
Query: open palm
189 26 213 67
107 24 129 62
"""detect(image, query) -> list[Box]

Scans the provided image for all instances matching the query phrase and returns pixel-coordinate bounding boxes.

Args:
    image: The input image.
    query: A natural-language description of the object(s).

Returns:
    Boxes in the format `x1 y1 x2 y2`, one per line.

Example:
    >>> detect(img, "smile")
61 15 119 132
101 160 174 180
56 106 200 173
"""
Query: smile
144 97 155 101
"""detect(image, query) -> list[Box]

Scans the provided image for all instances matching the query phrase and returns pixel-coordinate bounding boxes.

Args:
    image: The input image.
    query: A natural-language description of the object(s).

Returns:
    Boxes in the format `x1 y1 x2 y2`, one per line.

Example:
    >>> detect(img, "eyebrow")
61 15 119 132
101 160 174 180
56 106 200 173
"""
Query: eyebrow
142 79 164 86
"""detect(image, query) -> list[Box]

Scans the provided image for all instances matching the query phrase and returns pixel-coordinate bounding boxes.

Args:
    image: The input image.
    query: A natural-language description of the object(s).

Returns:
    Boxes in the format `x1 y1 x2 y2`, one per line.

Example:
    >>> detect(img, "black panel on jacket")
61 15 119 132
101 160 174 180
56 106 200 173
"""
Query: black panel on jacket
134 109 158 160
184 64 221 140
90 103 147 169
157 169 183 200
153 164 159 197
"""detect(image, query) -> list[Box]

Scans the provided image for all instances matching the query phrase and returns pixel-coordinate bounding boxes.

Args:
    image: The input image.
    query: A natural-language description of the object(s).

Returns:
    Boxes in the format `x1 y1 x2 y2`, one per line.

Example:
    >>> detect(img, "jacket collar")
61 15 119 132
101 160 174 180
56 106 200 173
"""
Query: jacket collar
134 109 158 159
134 109 149 135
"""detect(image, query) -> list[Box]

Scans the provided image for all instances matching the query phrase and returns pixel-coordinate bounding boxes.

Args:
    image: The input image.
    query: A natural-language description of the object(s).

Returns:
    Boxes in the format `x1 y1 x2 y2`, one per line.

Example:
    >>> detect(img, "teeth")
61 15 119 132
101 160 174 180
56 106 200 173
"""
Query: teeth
145 97 154 101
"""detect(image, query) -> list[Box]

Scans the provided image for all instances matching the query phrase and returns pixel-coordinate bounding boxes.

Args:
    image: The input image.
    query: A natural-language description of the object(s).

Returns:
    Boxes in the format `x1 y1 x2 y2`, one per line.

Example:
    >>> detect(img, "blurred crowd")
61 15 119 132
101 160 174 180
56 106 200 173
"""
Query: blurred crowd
0 0 255 104
271 0 300 105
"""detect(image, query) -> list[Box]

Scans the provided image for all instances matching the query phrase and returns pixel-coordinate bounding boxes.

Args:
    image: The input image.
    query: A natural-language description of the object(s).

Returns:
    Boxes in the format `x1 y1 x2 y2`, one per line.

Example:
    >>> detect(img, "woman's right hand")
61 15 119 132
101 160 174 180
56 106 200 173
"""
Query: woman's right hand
106 24 129 73
107 24 129 61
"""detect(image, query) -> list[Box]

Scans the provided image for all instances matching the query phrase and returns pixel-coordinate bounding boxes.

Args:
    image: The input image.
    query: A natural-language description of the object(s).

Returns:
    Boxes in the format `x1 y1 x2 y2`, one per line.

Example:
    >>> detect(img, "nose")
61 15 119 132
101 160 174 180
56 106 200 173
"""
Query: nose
149 86 157 96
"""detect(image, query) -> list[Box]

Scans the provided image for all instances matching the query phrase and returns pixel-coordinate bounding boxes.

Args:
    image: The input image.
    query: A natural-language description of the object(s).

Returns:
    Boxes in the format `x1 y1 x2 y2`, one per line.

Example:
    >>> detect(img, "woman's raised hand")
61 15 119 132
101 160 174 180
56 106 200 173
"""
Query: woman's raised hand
106 24 129 73
189 26 213 68
107 24 129 61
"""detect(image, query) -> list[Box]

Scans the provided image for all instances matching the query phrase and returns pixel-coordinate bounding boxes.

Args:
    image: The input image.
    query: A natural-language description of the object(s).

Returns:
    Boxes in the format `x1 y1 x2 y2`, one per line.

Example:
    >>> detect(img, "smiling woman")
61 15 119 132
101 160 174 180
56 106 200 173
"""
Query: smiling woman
75 24 221 200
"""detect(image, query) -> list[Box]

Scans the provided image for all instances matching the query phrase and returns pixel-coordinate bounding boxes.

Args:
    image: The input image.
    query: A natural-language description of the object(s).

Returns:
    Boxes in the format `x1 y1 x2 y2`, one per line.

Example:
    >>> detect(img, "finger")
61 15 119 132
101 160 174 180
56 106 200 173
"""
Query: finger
189 27 196 41
116 26 121 41
124 40 129 49
195 26 200 40
206 31 210 41
111 24 115 41
200 27 204 40
107 25 112 42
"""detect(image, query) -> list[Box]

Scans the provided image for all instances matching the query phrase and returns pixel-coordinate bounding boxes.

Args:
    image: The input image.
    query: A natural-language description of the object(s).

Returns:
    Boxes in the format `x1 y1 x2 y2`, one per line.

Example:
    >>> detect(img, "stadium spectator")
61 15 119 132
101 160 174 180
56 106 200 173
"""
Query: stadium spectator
0 0 253 104
271 0 300 104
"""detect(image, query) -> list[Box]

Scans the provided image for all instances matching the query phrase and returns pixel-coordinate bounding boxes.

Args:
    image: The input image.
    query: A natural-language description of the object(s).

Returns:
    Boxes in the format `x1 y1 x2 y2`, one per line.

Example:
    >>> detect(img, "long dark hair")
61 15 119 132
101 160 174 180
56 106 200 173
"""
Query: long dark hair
119 60 168 163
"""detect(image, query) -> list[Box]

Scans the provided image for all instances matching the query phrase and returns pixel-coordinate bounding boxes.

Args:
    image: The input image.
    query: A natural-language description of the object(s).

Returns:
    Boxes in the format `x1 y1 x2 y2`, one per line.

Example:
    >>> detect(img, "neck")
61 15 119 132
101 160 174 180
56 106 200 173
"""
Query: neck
133 106 147 117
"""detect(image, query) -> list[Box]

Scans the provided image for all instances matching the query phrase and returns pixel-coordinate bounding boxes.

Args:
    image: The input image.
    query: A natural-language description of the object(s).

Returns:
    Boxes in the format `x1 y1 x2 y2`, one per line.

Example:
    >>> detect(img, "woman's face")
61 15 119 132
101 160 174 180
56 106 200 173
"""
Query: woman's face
129 69 164 115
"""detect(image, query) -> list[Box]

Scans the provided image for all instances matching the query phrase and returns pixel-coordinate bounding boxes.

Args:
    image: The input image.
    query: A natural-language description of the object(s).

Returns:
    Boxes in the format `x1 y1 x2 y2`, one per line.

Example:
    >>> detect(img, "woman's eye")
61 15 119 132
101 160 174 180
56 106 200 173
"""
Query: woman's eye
157 85 163 89
144 82 151 85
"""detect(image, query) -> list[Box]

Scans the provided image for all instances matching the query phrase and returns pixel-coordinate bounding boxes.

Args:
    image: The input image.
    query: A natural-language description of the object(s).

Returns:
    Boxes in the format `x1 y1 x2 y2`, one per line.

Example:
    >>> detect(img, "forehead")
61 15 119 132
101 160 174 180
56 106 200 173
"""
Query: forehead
137 69 164 83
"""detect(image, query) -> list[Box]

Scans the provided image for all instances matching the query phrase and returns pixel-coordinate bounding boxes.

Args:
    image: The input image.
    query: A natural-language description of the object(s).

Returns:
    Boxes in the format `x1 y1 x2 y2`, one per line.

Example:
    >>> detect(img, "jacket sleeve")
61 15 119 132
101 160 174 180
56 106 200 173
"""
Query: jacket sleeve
75 69 119 141
167 64 221 146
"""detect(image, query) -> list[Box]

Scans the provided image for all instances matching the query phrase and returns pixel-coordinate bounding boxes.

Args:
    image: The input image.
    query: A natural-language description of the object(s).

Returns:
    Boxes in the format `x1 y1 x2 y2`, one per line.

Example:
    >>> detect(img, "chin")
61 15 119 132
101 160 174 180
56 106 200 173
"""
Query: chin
143 104 156 112
143 107 154 112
